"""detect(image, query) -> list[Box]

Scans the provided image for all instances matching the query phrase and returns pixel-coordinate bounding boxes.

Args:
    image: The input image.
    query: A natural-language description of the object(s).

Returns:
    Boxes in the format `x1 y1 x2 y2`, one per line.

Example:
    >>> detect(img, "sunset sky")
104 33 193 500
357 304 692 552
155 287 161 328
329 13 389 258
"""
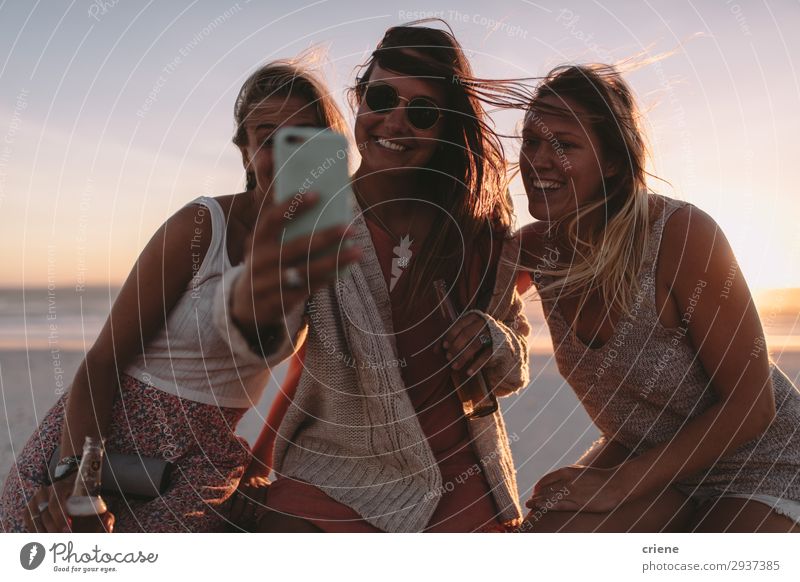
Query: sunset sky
1 0 798 290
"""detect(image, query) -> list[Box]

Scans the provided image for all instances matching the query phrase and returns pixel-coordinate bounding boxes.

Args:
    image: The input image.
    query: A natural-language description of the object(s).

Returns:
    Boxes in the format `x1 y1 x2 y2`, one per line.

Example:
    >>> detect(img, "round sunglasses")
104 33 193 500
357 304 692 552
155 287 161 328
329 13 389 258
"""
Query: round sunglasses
362 82 443 130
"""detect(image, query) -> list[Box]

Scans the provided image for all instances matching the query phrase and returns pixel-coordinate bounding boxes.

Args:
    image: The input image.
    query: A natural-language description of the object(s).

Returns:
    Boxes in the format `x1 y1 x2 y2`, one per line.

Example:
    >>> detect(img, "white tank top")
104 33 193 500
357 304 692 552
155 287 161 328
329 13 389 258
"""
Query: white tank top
126 196 269 408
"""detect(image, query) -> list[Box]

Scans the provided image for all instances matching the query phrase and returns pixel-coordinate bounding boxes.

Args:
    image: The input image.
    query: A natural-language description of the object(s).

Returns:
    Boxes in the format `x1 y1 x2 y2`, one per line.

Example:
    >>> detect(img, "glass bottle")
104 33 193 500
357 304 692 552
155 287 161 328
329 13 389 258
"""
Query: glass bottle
65 436 111 532
433 279 498 418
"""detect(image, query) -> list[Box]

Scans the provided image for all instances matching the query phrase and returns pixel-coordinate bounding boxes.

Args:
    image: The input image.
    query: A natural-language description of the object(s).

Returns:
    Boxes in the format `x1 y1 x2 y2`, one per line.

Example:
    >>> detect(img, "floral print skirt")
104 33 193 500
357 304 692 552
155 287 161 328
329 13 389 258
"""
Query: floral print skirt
0 374 249 532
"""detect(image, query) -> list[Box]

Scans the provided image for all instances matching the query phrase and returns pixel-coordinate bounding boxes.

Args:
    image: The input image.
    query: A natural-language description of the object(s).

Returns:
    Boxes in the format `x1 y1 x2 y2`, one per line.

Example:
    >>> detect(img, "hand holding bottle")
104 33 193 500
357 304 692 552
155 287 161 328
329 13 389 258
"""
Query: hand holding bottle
433 280 498 418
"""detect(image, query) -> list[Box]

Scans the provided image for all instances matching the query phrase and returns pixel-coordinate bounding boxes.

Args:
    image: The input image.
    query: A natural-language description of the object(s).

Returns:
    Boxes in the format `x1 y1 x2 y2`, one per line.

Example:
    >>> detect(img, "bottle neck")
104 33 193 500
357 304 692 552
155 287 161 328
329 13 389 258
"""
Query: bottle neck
70 437 105 498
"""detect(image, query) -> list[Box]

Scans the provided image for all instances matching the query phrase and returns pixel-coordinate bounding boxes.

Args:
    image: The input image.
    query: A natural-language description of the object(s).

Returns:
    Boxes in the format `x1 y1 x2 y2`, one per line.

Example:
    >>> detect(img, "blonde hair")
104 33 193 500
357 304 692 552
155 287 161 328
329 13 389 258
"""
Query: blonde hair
233 54 348 189
528 64 651 320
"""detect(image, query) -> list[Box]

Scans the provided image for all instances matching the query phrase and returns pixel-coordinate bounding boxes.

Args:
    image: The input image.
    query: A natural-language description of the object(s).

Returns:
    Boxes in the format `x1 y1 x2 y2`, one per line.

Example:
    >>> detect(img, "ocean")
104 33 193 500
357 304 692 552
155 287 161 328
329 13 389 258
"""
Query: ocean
1 285 798 503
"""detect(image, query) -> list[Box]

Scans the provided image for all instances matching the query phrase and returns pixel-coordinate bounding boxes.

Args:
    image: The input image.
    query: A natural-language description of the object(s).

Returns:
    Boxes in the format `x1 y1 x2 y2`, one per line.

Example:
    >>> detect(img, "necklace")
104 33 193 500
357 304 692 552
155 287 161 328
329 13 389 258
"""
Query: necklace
353 183 415 292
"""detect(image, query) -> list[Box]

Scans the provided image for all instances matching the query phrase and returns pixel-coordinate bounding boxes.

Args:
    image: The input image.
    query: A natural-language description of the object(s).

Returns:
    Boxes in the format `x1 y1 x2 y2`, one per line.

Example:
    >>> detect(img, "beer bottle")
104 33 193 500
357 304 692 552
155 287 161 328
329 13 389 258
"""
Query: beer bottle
65 436 112 532
433 279 498 418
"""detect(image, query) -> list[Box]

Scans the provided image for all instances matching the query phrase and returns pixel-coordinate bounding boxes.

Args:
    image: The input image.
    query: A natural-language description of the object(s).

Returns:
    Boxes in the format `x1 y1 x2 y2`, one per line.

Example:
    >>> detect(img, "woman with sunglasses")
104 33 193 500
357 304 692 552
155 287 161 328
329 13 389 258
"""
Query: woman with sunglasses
218 22 530 533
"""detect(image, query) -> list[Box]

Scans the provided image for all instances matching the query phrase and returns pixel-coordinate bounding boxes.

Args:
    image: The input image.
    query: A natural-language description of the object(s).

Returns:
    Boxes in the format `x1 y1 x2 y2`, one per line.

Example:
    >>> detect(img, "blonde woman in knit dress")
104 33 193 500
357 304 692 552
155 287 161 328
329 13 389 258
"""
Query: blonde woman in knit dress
0 60 359 532
219 23 530 533
517 64 800 532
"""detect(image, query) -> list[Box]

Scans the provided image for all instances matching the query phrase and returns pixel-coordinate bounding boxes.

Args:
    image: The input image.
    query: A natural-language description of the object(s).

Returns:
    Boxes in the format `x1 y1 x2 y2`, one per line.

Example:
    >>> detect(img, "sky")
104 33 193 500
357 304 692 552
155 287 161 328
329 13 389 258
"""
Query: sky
1 0 799 290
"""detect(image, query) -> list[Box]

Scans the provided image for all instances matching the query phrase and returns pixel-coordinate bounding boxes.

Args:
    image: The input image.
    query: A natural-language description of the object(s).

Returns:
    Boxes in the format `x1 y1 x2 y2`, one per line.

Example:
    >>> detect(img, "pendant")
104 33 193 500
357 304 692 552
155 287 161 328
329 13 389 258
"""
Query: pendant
390 234 413 292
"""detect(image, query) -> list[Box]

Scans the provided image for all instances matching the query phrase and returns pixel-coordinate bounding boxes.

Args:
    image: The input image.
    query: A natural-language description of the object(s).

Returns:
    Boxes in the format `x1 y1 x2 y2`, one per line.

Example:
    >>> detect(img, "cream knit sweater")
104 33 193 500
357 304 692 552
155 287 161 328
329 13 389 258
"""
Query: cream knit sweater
213 213 530 531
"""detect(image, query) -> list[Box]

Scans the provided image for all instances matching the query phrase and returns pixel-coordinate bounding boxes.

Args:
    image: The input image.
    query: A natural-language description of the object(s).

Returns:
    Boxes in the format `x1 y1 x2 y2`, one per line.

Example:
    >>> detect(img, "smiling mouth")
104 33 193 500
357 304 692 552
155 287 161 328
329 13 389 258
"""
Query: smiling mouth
529 178 565 191
374 137 409 152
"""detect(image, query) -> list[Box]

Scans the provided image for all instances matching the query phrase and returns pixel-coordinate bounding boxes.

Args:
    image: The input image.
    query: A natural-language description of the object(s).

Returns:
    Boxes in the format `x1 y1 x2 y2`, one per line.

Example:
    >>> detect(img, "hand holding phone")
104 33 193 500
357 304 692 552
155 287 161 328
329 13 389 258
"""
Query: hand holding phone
230 128 362 336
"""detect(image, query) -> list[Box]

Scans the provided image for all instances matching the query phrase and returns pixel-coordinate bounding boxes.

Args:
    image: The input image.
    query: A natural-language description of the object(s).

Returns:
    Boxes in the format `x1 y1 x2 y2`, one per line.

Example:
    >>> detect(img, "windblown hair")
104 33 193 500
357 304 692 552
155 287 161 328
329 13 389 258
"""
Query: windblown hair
528 64 651 320
233 54 348 190
348 20 519 309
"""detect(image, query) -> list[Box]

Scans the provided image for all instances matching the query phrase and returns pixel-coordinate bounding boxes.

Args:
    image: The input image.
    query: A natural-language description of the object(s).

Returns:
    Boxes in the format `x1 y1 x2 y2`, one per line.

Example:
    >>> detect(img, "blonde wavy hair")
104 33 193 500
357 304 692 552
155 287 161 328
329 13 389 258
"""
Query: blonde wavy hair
528 64 651 320
233 52 349 190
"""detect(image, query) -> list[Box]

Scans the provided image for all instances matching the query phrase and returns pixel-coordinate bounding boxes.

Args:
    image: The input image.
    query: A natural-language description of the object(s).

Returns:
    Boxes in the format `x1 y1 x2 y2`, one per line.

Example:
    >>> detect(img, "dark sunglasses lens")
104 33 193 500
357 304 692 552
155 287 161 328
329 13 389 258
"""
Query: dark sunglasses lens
364 84 397 113
407 98 440 130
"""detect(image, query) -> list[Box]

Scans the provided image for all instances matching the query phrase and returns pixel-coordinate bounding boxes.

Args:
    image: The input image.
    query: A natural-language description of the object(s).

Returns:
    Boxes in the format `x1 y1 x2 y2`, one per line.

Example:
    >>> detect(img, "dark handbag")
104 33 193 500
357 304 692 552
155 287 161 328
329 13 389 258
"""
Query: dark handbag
48 446 174 500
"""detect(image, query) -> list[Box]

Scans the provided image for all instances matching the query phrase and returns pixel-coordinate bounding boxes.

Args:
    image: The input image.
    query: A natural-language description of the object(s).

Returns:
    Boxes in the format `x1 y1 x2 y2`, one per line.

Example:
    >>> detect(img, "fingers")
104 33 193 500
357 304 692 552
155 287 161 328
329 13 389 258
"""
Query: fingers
444 315 491 372
251 193 320 247
250 222 344 270
442 314 478 347
251 191 357 249
444 314 489 354
532 468 574 495
526 484 562 506
246 193 323 264
24 488 48 532
231 245 363 328
526 494 576 513
259 240 361 299
275 224 353 265
39 506 60 532
46 484 72 532
234 197 362 330
465 348 493 376
243 243 361 322
26 506 44 532
527 479 573 510
102 512 115 533
25 486 69 533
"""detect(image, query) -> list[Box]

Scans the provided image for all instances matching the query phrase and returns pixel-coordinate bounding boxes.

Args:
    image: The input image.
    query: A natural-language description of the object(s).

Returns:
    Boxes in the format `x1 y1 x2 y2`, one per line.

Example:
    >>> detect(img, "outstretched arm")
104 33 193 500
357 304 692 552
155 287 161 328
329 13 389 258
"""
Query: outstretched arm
213 193 361 366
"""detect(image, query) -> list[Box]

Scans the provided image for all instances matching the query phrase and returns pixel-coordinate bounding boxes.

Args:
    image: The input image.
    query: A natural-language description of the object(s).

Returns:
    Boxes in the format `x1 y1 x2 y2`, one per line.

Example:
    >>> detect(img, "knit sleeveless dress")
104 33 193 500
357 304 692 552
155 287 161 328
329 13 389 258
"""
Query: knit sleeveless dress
533 194 800 502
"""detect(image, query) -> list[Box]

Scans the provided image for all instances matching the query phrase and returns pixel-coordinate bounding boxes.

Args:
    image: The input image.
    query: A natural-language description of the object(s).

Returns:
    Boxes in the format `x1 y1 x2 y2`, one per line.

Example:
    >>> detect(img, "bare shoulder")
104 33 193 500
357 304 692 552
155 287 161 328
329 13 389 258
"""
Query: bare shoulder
658 201 733 290
211 193 254 264
212 194 237 221
155 202 214 269
659 202 723 267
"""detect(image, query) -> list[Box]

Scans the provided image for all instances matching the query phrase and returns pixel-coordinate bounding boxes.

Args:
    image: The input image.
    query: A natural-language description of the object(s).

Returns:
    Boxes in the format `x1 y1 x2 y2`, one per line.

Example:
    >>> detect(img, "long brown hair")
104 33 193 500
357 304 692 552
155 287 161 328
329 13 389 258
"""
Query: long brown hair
349 21 515 310
527 64 651 319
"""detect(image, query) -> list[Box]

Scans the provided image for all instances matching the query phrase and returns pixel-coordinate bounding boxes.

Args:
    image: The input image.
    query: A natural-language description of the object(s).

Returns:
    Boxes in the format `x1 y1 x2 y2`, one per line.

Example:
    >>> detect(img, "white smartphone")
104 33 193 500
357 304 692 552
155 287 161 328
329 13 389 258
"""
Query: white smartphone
273 127 354 244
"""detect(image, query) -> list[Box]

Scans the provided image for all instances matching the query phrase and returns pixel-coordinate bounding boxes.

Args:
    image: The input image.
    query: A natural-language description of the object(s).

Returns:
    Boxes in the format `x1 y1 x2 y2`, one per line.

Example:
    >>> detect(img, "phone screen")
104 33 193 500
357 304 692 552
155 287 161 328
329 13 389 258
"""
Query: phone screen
273 127 354 244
